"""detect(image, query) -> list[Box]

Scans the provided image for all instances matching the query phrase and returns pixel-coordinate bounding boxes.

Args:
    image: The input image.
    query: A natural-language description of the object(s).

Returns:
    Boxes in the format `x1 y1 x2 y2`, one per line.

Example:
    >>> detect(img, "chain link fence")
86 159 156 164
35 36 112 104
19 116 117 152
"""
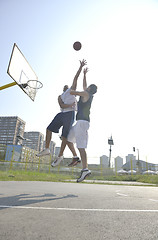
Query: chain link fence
1 144 155 177
0 144 115 177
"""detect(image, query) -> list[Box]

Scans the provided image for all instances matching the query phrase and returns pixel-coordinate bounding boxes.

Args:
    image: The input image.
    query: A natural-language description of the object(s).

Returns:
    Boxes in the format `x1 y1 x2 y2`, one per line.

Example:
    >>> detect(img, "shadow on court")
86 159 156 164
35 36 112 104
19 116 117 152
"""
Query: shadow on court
0 193 78 209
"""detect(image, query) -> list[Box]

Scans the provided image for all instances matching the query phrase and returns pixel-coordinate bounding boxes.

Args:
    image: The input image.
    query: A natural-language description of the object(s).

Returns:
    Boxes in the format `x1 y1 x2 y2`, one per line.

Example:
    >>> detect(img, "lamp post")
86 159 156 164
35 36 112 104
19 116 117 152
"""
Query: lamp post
108 136 114 168
133 147 140 173
17 135 31 146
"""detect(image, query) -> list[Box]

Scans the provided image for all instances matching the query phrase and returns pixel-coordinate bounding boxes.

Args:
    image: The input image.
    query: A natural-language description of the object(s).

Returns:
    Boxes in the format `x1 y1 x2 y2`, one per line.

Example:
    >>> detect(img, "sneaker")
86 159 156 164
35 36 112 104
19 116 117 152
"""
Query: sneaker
51 156 63 167
77 169 91 183
36 148 50 157
68 157 81 167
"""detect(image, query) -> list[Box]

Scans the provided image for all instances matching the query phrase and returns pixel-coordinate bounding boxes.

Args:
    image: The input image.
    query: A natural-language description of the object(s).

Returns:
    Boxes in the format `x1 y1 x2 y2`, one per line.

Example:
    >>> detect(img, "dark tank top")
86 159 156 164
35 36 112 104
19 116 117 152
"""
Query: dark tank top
76 93 93 122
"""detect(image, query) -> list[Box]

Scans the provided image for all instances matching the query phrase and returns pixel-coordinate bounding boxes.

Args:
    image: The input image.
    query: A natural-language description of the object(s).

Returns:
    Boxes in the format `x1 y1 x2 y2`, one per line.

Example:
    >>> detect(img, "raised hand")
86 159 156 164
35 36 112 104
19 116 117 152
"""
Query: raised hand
83 67 89 74
80 59 87 67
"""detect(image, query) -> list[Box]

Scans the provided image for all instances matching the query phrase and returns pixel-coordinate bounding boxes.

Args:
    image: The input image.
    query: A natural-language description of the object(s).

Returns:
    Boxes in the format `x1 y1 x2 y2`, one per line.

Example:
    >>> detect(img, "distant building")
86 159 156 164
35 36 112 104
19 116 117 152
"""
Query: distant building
0 116 25 145
114 156 123 171
23 131 44 152
126 154 136 163
100 155 109 167
122 159 155 172
4 144 40 163
5 145 22 162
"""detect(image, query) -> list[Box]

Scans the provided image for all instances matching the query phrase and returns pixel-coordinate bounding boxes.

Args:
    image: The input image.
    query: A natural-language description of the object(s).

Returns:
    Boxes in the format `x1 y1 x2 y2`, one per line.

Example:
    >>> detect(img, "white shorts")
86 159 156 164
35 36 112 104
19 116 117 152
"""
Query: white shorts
67 120 90 148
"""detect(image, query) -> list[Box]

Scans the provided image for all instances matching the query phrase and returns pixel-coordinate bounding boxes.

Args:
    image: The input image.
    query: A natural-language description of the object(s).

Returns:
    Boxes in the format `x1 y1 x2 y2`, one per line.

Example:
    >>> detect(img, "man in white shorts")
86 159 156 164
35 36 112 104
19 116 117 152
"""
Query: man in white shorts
67 67 97 182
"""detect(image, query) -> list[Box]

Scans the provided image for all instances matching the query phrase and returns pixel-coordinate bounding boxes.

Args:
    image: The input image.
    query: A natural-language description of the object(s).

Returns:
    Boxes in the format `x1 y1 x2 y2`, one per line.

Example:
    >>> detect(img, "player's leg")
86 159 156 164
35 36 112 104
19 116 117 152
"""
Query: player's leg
58 136 67 157
58 111 75 158
77 147 91 182
52 136 79 167
57 136 77 157
65 119 81 166
37 113 62 157
75 120 91 182
78 148 87 169
67 141 77 156
67 141 81 166
52 112 80 167
45 129 52 148
51 111 75 166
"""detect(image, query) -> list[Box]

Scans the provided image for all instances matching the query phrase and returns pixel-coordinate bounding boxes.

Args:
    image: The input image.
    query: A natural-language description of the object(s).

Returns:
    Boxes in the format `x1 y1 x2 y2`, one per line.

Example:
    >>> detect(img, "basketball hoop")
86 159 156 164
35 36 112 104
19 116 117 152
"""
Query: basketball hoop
6 43 41 101
20 80 43 89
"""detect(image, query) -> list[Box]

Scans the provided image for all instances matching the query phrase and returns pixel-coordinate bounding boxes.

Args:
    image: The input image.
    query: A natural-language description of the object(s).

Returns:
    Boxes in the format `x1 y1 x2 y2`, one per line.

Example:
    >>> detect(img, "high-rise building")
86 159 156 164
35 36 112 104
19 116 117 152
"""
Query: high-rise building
23 131 44 152
0 116 25 145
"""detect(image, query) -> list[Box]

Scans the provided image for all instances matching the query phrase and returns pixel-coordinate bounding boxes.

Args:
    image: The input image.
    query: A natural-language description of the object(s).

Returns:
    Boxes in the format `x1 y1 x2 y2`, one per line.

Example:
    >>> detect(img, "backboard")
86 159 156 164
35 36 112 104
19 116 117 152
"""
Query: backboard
7 43 38 101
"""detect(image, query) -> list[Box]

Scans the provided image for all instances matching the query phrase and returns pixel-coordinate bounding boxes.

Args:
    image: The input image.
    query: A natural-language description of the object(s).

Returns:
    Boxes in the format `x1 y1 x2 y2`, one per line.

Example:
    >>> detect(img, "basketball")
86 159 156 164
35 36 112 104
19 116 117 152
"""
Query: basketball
73 41 82 51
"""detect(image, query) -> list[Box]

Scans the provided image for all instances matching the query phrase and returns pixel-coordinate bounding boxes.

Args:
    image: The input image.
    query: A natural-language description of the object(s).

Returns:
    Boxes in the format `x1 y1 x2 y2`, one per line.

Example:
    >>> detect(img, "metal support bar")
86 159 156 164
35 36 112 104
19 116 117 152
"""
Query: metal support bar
0 82 17 90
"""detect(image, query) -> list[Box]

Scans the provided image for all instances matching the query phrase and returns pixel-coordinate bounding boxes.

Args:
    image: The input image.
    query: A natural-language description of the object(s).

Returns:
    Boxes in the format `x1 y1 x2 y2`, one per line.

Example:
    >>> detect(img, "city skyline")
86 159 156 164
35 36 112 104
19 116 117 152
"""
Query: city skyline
0 115 153 166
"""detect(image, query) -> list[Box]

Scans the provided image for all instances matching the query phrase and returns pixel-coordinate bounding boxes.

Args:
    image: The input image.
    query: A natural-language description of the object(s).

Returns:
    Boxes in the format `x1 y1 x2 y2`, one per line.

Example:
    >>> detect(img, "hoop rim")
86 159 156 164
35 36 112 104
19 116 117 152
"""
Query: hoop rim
27 80 43 89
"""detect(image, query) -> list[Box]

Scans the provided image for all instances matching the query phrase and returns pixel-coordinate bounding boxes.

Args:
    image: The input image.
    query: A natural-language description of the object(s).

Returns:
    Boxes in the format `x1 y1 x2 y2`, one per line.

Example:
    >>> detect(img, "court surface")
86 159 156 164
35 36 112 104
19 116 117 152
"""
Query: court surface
0 181 158 240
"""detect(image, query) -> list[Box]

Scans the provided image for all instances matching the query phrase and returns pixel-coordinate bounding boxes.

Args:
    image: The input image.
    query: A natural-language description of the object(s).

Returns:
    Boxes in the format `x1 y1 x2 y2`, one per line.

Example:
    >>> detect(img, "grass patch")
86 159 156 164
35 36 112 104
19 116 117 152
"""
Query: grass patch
0 170 75 182
0 170 158 185
90 174 158 185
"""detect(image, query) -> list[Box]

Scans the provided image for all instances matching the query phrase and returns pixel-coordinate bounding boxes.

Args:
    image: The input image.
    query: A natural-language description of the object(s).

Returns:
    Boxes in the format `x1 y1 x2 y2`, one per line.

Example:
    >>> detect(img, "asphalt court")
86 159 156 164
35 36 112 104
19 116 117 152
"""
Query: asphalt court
0 181 158 240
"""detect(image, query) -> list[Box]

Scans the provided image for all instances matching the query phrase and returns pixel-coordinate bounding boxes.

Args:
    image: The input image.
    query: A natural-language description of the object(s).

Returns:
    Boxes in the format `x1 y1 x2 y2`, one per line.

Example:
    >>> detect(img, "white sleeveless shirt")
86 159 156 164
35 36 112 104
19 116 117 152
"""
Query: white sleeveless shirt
60 88 77 112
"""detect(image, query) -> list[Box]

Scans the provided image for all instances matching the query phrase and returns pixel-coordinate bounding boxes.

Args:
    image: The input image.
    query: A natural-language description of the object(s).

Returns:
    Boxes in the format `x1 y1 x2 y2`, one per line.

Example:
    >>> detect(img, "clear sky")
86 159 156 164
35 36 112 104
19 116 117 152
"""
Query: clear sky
1 0 158 165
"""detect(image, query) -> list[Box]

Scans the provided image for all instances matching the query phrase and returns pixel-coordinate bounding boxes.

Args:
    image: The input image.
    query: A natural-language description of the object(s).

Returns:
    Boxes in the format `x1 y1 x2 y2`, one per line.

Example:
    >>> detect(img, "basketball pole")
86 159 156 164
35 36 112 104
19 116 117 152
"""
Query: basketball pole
0 82 17 90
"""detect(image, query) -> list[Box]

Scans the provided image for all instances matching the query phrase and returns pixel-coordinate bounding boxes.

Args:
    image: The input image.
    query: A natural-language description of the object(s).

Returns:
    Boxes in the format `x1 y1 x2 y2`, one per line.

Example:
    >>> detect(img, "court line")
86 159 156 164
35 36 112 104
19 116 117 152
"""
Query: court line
116 192 128 197
149 199 158 202
0 205 158 212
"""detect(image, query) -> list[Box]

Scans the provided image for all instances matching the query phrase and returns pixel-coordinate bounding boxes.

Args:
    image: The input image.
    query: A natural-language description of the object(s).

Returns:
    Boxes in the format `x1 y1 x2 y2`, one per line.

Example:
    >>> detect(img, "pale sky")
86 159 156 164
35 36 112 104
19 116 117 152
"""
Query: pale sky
1 0 158 165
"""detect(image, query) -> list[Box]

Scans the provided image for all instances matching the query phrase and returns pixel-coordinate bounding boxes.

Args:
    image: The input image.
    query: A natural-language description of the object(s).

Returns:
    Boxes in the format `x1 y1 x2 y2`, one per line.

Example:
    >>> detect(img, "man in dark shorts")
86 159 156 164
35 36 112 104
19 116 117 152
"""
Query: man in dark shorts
37 60 87 167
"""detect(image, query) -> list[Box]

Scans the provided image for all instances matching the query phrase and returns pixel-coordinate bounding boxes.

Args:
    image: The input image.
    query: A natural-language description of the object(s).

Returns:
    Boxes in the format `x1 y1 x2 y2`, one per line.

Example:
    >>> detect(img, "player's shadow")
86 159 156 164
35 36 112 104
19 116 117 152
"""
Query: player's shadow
0 193 78 210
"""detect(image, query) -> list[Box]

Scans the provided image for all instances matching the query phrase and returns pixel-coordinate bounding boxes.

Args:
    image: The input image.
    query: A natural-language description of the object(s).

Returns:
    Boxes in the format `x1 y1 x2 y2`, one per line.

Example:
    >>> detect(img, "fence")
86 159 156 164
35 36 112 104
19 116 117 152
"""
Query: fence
0 144 156 176
0 144 115 177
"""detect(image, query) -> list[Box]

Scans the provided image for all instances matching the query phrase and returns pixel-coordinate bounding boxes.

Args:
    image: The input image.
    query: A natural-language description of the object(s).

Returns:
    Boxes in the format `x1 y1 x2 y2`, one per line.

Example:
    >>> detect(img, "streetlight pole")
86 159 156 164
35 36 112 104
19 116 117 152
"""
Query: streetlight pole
133 147 140 173
108 136 114 168
137 148 140 173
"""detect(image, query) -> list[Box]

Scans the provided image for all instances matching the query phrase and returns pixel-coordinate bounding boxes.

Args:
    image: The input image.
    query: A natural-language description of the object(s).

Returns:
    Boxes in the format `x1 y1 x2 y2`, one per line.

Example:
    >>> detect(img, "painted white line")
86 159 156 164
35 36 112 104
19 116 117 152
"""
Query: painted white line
115 190 120 192
116 193 128 197
149 199 158 202
0 205 158 212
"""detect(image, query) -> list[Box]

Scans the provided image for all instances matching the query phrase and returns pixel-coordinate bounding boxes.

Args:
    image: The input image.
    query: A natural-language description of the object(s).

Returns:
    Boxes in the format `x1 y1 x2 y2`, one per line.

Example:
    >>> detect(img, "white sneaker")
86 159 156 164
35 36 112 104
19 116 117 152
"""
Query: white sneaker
36 148 50 157
51 156 64 167
77 169 91 183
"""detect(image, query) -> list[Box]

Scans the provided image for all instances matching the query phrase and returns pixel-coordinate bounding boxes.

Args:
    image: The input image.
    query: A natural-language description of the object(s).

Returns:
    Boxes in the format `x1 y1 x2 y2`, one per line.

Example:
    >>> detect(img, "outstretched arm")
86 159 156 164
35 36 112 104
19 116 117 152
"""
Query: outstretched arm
83 67 88 91
58 96 75 109
70 90 89 98
71 59 87 90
